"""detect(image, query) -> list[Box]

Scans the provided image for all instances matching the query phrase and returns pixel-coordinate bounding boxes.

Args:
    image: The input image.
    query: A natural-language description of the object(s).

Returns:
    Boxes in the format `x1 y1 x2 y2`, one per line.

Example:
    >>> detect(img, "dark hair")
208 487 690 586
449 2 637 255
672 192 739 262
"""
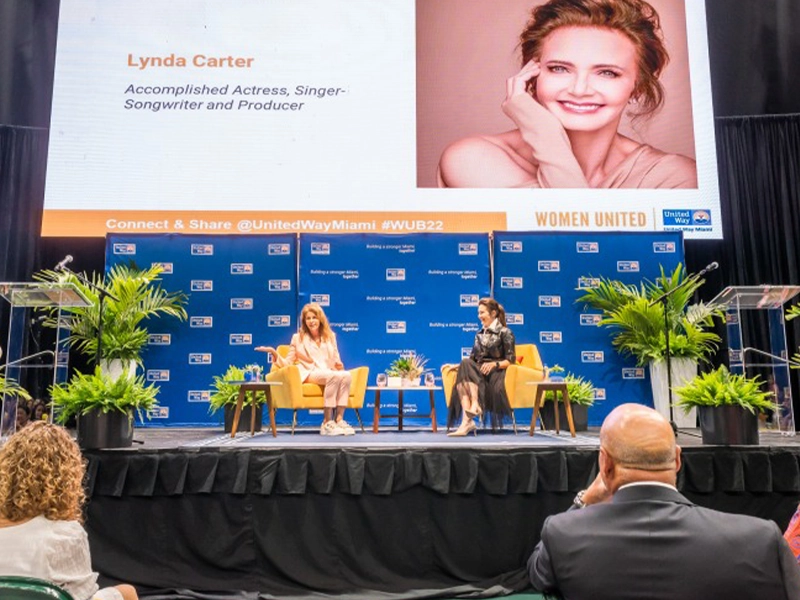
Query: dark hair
479 297 506 326
520 0 669 117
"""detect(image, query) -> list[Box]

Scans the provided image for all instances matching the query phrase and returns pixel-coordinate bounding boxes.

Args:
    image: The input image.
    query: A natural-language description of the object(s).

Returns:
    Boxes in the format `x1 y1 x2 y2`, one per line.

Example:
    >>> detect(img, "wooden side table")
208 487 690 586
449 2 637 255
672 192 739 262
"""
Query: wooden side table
230 382 281 438
370 385 440 433
530 381 576 437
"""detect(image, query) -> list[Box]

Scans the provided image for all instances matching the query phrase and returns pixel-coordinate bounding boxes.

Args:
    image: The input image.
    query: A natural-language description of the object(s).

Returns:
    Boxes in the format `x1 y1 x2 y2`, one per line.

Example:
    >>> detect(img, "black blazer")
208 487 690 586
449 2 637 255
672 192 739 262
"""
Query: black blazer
528 484 800 600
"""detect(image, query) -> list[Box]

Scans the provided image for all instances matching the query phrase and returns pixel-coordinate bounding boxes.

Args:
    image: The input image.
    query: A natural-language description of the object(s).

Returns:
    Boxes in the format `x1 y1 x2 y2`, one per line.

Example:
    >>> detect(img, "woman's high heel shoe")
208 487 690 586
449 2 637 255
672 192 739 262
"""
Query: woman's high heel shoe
447 420 477 437
465 405 483 419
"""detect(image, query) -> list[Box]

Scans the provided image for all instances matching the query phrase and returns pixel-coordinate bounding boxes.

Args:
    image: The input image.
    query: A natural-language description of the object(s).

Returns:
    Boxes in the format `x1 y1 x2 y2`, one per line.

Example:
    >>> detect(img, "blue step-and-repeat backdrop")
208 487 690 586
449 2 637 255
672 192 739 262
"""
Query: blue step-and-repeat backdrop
106 231 683 427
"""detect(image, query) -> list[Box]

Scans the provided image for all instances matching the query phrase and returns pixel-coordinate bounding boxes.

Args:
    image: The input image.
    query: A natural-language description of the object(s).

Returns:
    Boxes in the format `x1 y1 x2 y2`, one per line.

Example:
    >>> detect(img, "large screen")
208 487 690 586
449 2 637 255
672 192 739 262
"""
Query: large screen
43 0 721 238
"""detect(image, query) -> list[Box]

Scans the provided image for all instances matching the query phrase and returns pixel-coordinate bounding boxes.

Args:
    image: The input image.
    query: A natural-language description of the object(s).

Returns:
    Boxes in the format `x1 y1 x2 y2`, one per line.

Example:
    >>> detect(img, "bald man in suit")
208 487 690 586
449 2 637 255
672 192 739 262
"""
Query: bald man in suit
528 404 800 600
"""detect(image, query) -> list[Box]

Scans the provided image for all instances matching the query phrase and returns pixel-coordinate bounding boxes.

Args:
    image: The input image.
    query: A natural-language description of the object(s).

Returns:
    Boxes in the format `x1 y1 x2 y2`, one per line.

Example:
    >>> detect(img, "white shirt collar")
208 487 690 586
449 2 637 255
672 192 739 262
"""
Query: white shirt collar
618 481 677 492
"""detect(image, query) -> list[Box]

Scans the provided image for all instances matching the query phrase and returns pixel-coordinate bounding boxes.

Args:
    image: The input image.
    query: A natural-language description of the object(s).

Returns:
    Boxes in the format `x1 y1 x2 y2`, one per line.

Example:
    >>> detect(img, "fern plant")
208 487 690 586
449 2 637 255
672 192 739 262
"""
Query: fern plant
208 365 267 413
576 264 723 366
674 366 774 415
49 367 160 423
544 366 597 406
35 263 188 366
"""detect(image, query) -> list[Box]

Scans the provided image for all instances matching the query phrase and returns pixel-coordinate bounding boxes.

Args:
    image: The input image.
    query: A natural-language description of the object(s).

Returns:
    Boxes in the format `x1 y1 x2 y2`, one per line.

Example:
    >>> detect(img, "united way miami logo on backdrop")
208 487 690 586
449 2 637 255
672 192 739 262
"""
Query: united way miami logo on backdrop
147 369 170 381
460 294 479 307
147 334 171 345
581 351 604 363
311 242 330 255
188 353 212 365
386 268 406 281
268 243 291 255
539 295 561 307
230 263 253 274
617 261 640 272
386 320 406 334
579 314 602 326
577 277 600 289
622 368 645 379
230 298 253 310
506 313 524 325
229 334 252 345
113 243 136 255
187 390 211 403
268 279 291 291
458 242 478 255
190 316 213 328
191 243 214 255
268 315 291 327
500 241 523 253
576 241 599 253
310 294 330 306
500 277 523 289
653 241 676 253
540 331 563 343
538 260 560 272
152 261 173 274
191 280 213 292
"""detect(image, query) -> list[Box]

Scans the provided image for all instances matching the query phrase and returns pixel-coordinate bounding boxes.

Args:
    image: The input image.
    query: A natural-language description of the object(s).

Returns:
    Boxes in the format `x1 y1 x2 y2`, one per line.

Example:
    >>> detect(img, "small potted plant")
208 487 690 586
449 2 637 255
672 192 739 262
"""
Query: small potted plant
386 354 429 387
540 366 597 432
209 365 265 432
674 365 774 445
49 367 160 448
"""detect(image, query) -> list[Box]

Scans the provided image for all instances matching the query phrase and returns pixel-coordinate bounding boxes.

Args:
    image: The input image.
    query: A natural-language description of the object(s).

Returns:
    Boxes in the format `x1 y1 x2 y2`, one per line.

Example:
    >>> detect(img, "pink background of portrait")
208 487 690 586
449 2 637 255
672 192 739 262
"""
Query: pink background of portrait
416 0 695 187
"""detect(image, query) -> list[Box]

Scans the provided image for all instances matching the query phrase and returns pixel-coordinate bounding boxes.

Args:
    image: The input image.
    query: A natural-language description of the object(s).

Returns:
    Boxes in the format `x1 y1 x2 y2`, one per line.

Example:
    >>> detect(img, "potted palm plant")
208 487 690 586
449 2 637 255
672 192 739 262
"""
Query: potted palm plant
209 365 265 433
539 366 597 432
49 368 160 448
577 263 723 427
386 354 429 387
674 366 774 445
36 263 188 378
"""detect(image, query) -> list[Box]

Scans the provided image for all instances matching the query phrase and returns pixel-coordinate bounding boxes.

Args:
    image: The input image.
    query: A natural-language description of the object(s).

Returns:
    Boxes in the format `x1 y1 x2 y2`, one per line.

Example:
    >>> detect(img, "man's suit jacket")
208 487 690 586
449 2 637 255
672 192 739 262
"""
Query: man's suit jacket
528 484 800 600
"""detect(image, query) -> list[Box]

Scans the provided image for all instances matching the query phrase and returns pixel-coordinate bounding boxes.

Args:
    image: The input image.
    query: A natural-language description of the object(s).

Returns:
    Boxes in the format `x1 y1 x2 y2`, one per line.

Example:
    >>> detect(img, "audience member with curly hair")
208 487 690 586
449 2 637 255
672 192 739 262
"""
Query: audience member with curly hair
0 421 138 600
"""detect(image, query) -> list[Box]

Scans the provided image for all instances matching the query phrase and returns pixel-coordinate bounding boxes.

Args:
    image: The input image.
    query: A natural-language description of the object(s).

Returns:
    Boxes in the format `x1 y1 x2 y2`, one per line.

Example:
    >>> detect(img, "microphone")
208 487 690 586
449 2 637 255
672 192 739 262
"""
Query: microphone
696 261 719 278
54 255 73 271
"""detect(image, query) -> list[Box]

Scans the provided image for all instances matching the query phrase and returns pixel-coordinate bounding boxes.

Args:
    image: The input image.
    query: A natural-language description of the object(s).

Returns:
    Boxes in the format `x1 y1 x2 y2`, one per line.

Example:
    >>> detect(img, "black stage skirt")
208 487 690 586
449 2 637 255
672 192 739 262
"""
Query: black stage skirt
447 358 512 431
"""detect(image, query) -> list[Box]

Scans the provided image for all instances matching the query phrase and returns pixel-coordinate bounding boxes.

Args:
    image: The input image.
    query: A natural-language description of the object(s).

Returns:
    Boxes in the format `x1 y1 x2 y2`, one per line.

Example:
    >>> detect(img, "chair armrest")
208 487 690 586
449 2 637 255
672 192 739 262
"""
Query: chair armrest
505 364 547 408
348 366 369 406
440 364 460 405
265 365 304 408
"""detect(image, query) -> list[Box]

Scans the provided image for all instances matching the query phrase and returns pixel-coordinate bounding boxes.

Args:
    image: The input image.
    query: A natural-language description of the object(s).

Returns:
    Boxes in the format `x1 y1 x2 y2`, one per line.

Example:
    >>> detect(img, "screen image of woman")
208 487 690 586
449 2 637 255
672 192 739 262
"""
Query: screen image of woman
437 0 697 189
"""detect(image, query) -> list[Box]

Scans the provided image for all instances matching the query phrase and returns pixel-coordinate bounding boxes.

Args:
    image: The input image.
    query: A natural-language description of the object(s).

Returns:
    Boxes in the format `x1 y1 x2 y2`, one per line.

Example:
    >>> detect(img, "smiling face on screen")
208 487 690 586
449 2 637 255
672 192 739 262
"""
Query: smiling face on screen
535 26 638 135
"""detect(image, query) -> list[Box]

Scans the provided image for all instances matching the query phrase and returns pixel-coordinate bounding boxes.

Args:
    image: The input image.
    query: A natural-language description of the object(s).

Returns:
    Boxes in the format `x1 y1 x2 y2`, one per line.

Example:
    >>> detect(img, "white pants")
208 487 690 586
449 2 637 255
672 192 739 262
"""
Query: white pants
307 369 352 408
94 587 124 600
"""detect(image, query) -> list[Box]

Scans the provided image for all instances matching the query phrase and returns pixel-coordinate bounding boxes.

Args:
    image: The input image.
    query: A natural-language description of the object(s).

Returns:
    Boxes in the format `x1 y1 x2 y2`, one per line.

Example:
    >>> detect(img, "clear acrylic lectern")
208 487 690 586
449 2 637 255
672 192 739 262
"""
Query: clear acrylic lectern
711 285 800 436
1 282 90 439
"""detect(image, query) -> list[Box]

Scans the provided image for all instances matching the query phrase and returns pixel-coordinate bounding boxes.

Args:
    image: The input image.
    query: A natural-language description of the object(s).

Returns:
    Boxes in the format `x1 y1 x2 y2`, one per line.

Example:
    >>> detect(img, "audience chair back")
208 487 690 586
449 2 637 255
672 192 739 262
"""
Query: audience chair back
440 343 548 432
265 345 369 433
0 576 76 600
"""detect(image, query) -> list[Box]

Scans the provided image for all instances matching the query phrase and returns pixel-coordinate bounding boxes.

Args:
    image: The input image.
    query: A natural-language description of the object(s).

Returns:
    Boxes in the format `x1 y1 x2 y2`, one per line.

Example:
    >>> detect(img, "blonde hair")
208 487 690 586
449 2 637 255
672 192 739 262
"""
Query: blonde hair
0 421 86 523
298 303 334 343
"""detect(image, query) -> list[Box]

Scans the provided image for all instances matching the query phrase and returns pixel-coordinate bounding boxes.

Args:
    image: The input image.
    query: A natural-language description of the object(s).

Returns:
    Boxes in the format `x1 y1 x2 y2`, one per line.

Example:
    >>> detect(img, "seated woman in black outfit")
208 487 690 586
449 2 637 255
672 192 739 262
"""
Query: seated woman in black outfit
447 297 516 436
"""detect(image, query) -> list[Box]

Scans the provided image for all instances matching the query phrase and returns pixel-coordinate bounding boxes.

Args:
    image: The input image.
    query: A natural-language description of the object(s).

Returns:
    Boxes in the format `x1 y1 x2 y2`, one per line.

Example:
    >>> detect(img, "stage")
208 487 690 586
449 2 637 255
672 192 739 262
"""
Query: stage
84 427 800 600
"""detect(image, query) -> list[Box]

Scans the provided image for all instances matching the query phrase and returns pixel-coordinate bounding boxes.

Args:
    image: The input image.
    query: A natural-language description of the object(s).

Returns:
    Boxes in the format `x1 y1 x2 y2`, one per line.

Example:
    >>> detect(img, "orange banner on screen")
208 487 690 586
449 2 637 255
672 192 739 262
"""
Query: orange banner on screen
41 210 508 237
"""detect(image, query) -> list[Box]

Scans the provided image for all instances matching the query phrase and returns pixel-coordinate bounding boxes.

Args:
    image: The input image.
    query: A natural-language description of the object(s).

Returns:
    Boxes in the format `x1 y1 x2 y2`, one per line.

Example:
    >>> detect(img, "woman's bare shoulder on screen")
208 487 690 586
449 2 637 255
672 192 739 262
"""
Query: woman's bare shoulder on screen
438 130 536 188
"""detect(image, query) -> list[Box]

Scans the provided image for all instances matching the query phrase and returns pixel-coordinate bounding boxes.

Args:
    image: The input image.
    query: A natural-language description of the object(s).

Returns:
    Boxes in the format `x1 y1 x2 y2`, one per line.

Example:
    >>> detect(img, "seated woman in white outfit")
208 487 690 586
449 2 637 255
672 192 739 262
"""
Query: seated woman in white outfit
0 421 138 600
257 303 355 436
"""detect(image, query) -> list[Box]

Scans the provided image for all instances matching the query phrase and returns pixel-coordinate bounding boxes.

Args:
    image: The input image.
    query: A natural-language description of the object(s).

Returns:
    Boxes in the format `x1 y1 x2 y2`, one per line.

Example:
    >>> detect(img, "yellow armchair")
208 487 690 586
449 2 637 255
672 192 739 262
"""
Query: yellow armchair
441 344 548 433
264 345 369 434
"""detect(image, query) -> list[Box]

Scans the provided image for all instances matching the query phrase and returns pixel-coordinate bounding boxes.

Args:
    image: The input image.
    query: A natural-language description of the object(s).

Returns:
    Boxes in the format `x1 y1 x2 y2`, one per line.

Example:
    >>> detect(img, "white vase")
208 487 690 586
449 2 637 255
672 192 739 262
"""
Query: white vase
100 359 137 381
649 358 697 428
402 376 421 387
387 376 402 388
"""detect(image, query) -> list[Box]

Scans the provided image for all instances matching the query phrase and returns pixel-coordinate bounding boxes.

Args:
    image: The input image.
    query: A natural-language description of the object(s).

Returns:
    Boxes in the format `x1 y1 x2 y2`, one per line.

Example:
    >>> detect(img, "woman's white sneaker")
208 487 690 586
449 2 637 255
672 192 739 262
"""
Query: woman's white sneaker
320 420 344 436
336 419 356 435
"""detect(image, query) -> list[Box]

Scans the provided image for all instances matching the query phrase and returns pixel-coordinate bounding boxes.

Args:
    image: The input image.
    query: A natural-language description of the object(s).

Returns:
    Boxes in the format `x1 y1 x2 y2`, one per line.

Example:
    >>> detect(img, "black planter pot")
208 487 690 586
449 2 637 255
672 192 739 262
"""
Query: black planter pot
77 409 134 449
540 402 588 432
223 404 263 433
697 405 759 445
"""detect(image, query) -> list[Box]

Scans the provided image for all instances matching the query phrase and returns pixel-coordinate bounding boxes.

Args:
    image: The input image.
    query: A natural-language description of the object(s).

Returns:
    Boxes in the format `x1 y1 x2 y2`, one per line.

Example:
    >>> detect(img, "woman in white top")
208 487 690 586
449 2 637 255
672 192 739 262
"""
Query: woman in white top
0 422 138 600
257 303 355 436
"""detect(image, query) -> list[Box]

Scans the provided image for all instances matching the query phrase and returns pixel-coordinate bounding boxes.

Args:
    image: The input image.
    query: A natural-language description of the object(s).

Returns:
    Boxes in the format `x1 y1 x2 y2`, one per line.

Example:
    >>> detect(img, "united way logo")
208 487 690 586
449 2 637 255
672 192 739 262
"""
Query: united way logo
577 277 601 289
148 407 169 419
581 351 605 363
576 241 599 253
230 263 253 275
152 261 173 274
506 313 524 325
113 243 136 255
268 243 291 255
229 334 252 345
460 294 479 307
458 243 478 255
386 268 406 281
147 369 170 382
580 314 602 326
500 241 523 253
310 294 330 306
230 298 253 310
188 353 212 365
268 315 291 327
187 391 211 403
726 312 740 325
191 244 214 256
539 331 563 343
729 349 743 364
594 388 607 401
653 241 676 253
662 209 713 227
191 280 213 292
311 242 330 255
538 261 560 272
190 316 213 328
147 334 171 345
622 368 645 379
500 277 523 289
539 295 561 308
617 261 640 273
386 320 407 334
461 347 472 358
268 279 291 291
